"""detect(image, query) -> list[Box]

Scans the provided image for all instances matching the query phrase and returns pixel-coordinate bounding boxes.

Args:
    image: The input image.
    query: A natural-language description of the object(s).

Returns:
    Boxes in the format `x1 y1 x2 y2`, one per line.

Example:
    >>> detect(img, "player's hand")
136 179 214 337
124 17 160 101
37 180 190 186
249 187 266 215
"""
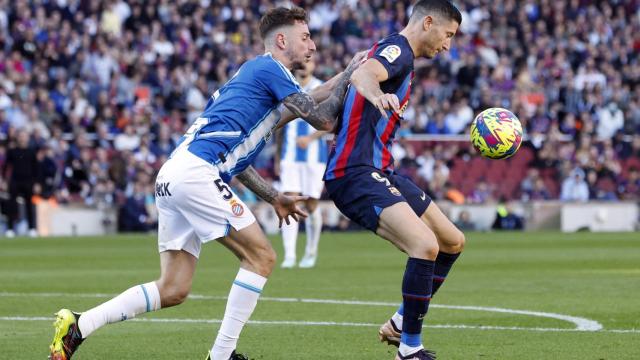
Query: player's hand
296 135 312 149
271 193 308 227
346 50 368 73
372 93 400 119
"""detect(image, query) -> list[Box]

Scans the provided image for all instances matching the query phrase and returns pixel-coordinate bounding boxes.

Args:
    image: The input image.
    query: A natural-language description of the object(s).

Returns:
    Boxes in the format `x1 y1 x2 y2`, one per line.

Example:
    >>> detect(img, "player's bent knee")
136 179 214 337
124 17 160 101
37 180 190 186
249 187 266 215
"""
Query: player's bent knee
456 231 466 253
157 282 191 307
447 229 465 253
406 241 439 260
245 245 276 277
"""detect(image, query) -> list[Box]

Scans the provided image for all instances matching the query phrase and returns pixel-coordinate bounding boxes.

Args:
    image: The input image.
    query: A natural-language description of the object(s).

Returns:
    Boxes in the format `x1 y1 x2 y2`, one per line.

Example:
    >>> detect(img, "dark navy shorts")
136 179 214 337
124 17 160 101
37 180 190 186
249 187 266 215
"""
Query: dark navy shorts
325 166 432 233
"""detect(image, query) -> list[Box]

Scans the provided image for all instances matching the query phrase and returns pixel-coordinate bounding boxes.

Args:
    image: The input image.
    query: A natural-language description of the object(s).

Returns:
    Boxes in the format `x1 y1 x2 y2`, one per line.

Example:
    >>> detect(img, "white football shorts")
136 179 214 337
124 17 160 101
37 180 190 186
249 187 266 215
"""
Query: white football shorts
279 161 326 199
155 148 256 258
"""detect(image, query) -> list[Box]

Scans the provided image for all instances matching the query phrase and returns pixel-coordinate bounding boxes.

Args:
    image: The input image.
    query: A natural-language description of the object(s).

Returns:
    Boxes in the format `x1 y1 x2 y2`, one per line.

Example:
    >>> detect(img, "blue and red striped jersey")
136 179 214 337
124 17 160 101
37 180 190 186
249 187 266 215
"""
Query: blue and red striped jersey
324 34 414 180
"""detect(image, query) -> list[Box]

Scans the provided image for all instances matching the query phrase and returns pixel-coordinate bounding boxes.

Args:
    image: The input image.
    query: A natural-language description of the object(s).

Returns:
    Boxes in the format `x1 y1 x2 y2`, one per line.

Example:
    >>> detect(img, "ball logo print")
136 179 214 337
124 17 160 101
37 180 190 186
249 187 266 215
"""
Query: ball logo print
470 108 523 159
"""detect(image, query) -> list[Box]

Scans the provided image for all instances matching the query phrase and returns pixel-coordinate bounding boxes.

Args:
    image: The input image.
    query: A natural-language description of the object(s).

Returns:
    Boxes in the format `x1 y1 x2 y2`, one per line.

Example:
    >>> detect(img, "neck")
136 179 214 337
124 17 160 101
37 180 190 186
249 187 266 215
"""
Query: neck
399 26 421 58
266 47 293 70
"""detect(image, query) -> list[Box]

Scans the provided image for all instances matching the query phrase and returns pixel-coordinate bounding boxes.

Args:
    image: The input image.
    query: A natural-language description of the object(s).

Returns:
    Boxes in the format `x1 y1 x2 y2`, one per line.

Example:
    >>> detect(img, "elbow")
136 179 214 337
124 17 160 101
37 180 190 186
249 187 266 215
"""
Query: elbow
317 117 335 131
349 70 361 88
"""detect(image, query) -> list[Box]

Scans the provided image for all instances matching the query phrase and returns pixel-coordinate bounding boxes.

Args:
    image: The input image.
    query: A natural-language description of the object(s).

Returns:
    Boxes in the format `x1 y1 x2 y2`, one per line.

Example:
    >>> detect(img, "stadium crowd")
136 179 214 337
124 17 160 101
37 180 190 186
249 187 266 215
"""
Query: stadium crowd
0 0 639 233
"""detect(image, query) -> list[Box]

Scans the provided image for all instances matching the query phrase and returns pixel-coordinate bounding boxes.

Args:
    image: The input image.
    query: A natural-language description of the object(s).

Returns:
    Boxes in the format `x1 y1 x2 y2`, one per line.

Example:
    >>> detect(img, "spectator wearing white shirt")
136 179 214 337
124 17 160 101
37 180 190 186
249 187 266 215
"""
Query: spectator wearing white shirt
560 167 589 202
596 102 624 139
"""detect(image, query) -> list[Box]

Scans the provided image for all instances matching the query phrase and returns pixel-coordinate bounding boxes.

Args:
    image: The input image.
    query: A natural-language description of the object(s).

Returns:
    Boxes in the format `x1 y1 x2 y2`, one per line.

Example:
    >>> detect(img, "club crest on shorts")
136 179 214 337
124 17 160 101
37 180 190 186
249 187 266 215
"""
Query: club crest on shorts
230 200 244 216
388 186 401 196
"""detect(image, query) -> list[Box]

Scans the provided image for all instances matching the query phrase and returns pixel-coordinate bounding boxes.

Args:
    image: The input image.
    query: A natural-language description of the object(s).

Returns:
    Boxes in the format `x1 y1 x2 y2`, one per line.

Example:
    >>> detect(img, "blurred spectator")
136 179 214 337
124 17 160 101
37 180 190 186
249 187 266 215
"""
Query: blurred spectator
118 180 155 232
492 202 524 230
560 167 589 202
596 102 624 139
454 210 475 231
528 178 552 201
469 180 494 204
2 130 38 237
618 168 640 201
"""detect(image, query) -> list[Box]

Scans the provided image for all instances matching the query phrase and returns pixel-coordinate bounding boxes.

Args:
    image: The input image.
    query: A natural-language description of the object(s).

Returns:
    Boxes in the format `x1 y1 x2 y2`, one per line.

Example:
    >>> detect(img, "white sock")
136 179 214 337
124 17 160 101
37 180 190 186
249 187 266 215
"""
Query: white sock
304 208 322 257
211 268 267 360
391 311 403 330
399 343 424 357
78 281 161 338
281 221 298 261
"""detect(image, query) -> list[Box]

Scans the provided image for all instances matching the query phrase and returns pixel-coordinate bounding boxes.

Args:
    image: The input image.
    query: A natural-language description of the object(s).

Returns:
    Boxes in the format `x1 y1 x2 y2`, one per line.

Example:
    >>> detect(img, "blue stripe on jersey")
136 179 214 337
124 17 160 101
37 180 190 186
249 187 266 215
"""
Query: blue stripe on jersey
325 86 357 179
372 114 388 169
373 74 412 169
295 121 310 162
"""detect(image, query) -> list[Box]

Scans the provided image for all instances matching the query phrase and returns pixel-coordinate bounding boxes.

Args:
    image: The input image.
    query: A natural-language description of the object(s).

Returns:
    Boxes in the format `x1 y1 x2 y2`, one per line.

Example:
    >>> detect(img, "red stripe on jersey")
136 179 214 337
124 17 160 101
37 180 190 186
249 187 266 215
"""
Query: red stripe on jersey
380 77 413 170
333 93 365 178
333 44 379 178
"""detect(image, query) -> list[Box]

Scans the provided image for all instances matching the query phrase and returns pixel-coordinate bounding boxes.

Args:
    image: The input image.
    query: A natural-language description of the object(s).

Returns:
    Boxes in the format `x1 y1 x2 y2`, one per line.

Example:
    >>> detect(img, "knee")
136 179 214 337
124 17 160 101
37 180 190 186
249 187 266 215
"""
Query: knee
156 280 190 307
407 238 439 260
245 245 276 278
440 229 465 254
452 230 466 253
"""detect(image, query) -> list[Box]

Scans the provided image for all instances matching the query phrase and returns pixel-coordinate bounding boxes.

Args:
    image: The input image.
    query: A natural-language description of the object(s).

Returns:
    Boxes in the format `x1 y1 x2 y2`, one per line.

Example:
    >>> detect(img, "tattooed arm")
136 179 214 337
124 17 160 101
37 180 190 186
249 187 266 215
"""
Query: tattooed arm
281 51 367 131
236 165 279 204
236 165 308 226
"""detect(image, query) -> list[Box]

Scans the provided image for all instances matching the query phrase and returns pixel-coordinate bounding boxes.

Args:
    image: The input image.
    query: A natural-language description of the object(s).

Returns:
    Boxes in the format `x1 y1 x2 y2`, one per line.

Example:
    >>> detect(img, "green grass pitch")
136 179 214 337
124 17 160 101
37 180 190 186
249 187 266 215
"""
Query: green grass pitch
1 231 639 359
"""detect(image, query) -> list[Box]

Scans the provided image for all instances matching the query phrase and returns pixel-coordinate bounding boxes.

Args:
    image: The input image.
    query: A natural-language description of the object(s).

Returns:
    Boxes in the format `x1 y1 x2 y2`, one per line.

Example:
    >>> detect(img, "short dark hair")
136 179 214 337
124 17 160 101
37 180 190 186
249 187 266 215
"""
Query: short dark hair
259 7 309 40
411 0 462 25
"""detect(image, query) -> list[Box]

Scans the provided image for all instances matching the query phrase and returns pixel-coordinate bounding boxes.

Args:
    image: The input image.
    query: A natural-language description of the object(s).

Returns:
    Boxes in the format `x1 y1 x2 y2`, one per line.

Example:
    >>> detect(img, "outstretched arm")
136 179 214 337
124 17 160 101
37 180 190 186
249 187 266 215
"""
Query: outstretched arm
281 51 367 131
236 165 308 226
236 165 279 204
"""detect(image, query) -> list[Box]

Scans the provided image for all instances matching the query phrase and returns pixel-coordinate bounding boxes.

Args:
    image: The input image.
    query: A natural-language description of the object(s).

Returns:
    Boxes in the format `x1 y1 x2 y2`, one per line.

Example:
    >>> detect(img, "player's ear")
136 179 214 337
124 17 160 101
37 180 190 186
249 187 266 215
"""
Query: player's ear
423 15 433 31
276 32 286 49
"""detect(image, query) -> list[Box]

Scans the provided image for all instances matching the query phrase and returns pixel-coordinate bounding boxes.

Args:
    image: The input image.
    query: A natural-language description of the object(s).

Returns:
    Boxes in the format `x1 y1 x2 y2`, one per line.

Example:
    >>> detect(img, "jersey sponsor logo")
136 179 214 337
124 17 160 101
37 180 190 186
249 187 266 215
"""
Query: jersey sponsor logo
155 182 172 197
379 45 402 63
230 200 244 217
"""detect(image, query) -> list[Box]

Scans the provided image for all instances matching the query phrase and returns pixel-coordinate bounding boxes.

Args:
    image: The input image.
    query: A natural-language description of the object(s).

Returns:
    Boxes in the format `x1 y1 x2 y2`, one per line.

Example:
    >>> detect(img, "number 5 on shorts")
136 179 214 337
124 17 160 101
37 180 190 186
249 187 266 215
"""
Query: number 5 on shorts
214 179 233 200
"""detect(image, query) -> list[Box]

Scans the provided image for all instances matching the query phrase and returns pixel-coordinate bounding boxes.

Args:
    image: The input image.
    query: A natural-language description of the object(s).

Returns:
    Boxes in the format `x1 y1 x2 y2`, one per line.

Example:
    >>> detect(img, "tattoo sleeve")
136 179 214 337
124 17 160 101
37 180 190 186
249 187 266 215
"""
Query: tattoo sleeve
236 165 279 204
282 64 357 131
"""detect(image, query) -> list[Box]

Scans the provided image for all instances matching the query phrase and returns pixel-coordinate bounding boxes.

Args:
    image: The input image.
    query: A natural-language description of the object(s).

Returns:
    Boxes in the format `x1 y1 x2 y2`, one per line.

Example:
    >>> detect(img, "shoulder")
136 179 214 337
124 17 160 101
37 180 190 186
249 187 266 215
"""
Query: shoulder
374 34 413 65
255 54 294 77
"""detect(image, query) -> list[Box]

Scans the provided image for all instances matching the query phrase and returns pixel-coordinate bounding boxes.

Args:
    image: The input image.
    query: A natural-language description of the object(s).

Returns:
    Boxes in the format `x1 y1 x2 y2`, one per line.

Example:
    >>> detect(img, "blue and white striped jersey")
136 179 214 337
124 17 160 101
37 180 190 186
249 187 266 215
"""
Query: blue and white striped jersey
280 77 328 164
175 53 302 181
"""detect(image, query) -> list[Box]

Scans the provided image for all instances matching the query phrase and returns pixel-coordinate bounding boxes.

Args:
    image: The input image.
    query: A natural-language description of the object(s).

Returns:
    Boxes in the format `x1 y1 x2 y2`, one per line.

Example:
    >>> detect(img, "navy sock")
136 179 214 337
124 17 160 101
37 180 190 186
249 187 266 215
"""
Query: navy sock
432 251 460 296
400 257 435 347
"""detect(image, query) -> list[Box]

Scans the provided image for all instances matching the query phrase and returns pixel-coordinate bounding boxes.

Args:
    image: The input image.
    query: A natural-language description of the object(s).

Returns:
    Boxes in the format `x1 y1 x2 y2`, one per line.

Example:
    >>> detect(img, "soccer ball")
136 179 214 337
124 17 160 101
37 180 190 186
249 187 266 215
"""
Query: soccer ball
470 107 523 159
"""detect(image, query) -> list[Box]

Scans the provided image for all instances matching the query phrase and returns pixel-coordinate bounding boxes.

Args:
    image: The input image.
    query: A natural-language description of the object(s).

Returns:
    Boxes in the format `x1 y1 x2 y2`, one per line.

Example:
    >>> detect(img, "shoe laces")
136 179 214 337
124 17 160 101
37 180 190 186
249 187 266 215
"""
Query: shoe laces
63 323 84 356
